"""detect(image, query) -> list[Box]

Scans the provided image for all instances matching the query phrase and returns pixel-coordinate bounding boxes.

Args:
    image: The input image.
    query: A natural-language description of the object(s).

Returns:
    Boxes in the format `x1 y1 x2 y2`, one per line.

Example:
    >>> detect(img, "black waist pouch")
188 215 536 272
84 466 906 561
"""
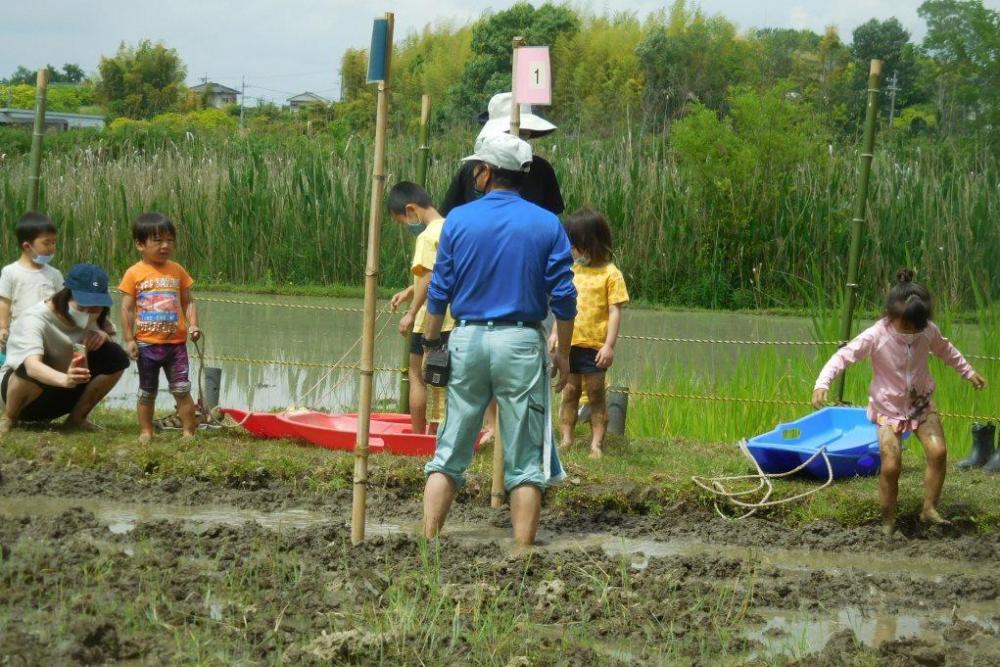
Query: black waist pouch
424 348 451 387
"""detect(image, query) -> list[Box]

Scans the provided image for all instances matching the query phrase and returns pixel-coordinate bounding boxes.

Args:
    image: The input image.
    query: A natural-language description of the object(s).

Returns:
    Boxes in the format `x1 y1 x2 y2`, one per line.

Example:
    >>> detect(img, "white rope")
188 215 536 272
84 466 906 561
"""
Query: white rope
691 439 834 520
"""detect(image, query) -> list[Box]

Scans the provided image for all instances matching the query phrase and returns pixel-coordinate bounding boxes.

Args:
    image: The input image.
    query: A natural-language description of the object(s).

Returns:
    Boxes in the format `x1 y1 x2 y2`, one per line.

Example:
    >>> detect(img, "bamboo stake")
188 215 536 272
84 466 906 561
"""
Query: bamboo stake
352 12 394 545
834 60 882 404
416 94 431 186
491 37 526 510
27 68 48 211
397 95 433 415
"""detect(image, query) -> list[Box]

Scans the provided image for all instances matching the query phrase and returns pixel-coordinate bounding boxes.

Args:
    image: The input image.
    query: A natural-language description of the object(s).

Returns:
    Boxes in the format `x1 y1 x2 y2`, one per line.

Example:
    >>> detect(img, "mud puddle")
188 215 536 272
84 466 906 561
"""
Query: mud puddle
5 494 996 583
0 494 335 534
746 605 999 659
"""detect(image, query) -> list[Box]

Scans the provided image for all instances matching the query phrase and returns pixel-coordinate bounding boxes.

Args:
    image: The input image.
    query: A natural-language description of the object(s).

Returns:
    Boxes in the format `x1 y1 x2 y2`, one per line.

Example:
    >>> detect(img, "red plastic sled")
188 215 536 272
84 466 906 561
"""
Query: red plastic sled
278 411 437 455
218 408 289 439
224 408 481 457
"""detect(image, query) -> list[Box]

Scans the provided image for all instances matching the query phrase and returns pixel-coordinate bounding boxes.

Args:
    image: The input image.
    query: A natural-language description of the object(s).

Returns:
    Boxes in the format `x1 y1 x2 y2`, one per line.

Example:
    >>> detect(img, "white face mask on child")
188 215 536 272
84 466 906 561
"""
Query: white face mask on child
68 303 97 329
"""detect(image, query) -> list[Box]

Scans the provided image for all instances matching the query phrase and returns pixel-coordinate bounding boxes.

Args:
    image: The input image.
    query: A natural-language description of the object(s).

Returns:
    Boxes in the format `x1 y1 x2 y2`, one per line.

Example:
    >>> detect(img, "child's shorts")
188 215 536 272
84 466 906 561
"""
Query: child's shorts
569 346 604 375
137 343 191 402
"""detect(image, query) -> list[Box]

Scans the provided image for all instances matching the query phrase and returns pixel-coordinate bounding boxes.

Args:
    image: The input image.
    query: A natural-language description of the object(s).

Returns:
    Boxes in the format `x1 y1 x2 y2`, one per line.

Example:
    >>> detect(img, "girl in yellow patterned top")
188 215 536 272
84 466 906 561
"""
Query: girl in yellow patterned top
549 209 629 458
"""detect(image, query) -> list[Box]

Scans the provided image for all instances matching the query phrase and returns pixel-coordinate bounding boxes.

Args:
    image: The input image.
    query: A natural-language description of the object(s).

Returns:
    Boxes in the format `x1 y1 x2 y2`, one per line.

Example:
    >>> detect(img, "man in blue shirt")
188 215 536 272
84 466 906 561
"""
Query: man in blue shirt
421 133 576 546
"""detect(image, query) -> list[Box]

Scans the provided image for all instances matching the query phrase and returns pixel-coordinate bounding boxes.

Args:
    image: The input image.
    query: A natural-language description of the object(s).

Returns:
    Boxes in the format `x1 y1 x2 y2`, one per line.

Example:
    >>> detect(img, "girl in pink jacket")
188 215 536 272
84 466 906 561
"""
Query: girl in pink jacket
813 270 986 536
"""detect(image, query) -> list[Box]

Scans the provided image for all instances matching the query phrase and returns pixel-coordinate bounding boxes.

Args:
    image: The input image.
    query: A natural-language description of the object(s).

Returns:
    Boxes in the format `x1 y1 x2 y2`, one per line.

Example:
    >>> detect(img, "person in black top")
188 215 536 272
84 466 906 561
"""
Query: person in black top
440 92 564 216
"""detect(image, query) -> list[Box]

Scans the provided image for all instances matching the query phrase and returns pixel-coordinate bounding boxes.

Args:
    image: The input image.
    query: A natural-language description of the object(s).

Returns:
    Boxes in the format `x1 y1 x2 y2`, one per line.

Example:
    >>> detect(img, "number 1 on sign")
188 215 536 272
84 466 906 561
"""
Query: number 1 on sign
528 60 548 90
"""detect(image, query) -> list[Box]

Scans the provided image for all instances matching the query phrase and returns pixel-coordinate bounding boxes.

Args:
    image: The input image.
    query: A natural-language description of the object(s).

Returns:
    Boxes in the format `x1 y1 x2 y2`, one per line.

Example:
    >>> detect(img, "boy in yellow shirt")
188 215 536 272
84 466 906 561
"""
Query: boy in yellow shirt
388 182 454 434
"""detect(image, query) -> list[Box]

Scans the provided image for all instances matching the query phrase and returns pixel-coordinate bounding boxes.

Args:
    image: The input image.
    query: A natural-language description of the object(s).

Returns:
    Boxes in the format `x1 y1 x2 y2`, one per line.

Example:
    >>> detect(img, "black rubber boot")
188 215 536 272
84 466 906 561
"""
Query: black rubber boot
984 426 1000 473
959 422 996 470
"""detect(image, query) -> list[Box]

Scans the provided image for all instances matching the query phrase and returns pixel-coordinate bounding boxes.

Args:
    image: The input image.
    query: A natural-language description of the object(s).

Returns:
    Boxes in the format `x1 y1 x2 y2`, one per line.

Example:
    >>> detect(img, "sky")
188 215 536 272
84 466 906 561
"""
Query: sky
3 0 997 105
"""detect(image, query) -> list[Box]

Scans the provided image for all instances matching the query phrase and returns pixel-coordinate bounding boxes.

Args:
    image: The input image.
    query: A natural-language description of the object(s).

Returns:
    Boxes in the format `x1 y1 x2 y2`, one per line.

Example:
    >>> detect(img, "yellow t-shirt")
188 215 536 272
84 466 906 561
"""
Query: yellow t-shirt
411 219 454 334
571 262 629 349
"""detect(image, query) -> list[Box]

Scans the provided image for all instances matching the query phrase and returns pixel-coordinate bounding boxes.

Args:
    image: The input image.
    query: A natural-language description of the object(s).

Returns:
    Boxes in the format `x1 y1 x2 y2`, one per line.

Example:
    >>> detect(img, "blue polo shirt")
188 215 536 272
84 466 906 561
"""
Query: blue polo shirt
426 190 576 322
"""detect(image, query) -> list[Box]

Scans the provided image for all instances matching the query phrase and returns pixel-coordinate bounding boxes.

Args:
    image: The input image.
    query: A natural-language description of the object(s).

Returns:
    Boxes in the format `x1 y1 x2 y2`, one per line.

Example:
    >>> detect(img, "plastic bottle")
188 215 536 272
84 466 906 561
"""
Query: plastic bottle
426 384 447 425
71 343 88 370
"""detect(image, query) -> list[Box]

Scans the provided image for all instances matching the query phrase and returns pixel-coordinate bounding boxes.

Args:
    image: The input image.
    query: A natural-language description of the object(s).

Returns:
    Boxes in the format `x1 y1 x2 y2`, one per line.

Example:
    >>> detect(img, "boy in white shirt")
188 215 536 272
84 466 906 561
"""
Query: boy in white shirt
0 213 64 360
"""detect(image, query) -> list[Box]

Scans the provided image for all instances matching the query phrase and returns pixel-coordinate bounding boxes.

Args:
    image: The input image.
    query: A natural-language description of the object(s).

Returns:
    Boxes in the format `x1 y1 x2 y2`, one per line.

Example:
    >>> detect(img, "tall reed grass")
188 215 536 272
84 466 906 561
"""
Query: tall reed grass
0 132 996 310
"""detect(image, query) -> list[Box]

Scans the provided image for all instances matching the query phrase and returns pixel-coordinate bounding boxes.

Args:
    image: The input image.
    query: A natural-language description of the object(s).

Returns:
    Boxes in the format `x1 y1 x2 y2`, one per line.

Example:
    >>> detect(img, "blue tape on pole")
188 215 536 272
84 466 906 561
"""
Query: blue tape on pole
367 18 388 83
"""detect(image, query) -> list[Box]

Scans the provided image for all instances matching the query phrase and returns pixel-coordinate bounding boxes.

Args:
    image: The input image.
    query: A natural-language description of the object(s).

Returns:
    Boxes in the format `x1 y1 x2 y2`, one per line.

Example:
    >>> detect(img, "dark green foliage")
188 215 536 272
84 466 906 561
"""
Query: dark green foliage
448 2 579 122
96 40 187 119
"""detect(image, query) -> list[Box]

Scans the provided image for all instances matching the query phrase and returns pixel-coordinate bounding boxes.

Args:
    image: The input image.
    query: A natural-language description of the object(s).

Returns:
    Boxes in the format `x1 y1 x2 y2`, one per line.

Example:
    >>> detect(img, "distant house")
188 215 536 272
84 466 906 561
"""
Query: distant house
287 92 328 111
190 82 240 108
0 108 105 131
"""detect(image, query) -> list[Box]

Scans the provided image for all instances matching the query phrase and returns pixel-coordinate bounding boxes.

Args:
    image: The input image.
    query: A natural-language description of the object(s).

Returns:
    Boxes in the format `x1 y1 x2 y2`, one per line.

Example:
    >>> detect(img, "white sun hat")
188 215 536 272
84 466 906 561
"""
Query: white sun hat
476 92 557 141
462 133 533 172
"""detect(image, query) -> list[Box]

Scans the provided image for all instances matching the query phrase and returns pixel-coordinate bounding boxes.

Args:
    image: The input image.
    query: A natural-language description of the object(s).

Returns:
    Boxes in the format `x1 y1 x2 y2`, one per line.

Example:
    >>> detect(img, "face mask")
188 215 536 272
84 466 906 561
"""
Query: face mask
68 303 97 329
406 221 426 236
573 255 591 267
33 253 55 266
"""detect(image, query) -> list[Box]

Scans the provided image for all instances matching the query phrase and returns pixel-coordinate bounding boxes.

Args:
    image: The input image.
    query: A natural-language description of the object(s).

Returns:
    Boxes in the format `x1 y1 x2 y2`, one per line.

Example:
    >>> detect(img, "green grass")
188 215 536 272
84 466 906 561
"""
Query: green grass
0 131 996 310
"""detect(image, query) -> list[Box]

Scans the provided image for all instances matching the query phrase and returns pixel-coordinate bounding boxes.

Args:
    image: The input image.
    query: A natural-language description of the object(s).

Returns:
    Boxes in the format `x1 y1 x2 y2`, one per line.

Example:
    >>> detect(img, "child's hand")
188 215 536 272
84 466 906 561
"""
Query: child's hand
390 289 410 312
811 387 828 409
596 344 615 369
83 329 109 351
398 312 414 337
126 341 139 360
970 372 987 390
63 366 91 388
547 333 557 353
190 327 202 342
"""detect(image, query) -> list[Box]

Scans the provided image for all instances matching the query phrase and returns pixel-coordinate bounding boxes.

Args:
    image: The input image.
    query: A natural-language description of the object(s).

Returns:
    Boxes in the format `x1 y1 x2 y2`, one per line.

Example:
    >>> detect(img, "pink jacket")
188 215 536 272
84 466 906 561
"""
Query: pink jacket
815 318 976 423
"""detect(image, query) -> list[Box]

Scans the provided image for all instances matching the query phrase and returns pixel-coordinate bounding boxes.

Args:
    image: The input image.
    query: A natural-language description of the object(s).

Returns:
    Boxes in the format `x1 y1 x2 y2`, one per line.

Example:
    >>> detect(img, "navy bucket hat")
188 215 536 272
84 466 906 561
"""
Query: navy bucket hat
64 263 113 308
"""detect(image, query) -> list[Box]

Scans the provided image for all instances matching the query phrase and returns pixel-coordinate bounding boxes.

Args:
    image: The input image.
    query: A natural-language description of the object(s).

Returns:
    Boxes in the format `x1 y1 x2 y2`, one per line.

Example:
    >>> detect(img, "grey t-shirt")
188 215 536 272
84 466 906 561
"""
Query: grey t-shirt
0 262 64 324
3 301 85 375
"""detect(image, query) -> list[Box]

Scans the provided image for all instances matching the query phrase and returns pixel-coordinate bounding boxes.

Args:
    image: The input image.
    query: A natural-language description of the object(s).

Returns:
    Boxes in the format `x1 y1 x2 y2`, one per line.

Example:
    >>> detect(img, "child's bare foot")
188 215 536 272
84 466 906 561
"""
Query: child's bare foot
558 440 573 452
589 446 603 460
919 508 952 526
181 432 196 441
881 520 897 537
138 432 153 445
0 416 13 437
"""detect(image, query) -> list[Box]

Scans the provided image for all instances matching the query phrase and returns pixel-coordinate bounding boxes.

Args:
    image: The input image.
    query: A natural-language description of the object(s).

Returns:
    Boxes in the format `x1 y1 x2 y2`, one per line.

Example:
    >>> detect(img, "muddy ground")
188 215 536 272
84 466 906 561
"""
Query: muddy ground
2 460 999 665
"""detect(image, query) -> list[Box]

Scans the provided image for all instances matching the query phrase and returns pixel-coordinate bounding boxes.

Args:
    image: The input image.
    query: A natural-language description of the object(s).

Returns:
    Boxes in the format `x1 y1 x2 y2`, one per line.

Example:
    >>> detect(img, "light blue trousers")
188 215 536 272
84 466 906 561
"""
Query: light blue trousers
425 323 548 491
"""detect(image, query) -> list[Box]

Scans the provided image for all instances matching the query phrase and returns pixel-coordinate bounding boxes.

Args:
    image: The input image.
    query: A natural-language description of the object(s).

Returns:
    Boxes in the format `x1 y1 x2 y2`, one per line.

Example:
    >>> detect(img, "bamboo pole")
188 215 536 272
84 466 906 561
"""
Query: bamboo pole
834 60 882 404
352 12 394 545
396 95 433 415
416 94 431 186
490 37 527 510
27 68 49 211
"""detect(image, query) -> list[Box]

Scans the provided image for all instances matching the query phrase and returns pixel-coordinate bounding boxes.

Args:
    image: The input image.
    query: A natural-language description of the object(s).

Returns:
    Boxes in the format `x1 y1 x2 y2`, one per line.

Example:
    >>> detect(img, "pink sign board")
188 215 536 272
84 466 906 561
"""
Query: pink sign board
514 46 551 106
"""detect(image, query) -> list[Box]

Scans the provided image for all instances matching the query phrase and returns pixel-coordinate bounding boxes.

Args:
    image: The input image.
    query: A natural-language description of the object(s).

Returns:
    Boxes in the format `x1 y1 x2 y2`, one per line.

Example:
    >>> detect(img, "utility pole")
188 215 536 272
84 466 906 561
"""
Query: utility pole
886 71 899 127
239 76 245 127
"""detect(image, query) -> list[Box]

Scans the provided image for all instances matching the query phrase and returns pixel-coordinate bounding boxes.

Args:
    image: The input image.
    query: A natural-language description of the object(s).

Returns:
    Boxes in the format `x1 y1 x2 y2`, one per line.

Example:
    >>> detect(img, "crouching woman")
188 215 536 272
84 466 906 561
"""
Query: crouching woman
0 264 129 434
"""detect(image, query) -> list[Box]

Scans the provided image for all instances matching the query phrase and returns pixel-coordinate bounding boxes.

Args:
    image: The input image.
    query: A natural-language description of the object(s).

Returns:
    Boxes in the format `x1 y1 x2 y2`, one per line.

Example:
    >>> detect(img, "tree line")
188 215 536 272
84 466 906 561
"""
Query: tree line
1 0 996 145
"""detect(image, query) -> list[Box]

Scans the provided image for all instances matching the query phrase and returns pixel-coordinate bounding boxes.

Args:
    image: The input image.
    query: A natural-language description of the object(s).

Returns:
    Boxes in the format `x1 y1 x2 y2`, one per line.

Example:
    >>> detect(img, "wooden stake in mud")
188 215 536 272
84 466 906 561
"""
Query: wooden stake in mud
353 12 395 545
27 68 49 211
397 95 433 415
834 59 882 404
490 37 527 510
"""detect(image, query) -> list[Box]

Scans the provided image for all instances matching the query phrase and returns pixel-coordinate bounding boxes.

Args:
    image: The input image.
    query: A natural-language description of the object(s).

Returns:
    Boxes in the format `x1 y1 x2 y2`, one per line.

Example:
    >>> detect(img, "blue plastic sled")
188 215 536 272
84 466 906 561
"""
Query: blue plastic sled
746 407 885 480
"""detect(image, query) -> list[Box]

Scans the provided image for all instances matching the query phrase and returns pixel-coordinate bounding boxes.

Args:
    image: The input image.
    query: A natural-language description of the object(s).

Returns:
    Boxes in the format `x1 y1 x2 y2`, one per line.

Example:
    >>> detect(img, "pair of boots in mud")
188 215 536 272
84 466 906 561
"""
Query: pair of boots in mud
957 422 1000 473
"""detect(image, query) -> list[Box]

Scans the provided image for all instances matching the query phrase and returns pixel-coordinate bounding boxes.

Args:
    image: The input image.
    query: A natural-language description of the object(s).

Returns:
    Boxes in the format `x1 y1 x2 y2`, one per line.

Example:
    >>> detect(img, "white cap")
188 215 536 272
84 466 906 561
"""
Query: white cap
462 133 533 172
477 92 557 141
